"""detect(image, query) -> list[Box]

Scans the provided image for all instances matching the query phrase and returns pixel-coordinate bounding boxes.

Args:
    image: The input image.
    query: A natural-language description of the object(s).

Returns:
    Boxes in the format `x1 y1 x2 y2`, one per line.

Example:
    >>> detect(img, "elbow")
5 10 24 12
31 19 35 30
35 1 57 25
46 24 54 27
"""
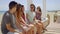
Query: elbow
6 24 15 32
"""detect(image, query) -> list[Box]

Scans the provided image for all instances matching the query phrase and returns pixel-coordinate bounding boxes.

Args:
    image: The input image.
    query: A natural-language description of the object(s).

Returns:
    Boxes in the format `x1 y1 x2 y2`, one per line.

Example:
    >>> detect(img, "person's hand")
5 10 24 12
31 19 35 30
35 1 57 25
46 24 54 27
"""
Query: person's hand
23 24 26 26
22 24 29 28
26 24 30 27
19 32 23 34
38 20 41 23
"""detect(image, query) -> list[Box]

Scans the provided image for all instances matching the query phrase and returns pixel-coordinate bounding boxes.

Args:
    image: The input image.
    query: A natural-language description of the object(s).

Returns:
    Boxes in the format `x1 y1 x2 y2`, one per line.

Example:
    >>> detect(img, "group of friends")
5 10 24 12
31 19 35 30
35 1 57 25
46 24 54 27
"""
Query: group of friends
1 1 47 34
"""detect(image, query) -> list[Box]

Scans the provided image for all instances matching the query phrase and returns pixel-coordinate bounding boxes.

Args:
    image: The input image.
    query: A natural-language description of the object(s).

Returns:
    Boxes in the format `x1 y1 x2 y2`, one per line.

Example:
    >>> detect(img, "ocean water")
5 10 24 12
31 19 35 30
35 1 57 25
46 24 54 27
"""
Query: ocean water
0 11 5 14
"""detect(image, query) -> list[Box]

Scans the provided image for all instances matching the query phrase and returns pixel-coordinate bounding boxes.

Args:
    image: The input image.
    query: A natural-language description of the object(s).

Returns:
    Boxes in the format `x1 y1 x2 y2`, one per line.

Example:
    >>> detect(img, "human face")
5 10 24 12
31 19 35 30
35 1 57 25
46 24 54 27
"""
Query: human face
30 6 34 11
37 7 41 12
11 5 17 14
22 7 24 12
37 8 40 12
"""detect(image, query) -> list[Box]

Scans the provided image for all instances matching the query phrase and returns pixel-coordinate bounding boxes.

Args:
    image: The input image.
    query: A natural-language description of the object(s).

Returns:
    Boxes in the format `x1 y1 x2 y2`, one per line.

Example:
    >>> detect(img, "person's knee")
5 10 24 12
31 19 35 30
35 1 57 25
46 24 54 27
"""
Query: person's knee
38 23 42 26
29 24 35 28
19 32 23 34
36 23 43 29
29 24 35 31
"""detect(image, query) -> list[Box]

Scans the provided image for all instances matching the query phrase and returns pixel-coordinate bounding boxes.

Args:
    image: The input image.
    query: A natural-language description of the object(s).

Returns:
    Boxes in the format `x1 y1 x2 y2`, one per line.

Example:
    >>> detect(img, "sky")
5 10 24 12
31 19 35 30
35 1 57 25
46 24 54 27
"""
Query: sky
0 0 60 11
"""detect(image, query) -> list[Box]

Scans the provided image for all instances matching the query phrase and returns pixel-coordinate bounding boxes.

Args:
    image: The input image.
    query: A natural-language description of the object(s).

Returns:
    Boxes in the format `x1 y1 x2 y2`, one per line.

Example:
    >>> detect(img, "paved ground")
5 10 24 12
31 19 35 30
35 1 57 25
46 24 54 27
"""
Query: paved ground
43 22 60 34
0 22 60 34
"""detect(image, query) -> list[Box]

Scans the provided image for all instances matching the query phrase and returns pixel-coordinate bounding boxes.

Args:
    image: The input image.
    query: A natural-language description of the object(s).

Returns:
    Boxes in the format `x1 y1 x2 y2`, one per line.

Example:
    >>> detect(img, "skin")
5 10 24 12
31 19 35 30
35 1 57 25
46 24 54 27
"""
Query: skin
30 6 34 12
21 6 24 12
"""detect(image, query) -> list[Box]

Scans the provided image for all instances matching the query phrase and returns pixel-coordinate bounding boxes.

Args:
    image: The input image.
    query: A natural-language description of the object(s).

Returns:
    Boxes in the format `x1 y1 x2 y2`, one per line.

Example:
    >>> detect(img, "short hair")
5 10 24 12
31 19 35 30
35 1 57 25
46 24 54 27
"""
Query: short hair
9 1 17 9
30 4 35 11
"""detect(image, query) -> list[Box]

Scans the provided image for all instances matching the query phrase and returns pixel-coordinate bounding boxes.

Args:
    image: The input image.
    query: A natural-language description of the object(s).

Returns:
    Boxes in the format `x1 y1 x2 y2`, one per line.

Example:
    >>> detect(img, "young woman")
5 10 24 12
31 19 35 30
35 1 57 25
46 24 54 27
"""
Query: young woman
36 6 42 21
15 4 34 34
21 5 26 21
21 5 35 34
36 6 47 32
26 4 43 34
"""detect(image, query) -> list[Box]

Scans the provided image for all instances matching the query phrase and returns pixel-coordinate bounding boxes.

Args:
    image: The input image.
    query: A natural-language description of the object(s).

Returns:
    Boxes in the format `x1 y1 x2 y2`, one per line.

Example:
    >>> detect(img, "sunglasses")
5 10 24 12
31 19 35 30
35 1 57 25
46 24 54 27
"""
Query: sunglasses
30 6 34 8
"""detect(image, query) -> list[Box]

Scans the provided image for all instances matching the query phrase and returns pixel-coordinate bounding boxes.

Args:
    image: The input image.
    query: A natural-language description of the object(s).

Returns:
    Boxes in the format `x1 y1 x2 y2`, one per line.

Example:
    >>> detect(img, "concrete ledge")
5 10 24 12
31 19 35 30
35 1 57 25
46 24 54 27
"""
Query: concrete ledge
41 17 49 28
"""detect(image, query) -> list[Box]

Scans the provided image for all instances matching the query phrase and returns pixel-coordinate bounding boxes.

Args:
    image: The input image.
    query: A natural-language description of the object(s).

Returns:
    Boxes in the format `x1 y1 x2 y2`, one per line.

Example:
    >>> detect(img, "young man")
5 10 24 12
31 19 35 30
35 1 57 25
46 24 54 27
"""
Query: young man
1 1 22 34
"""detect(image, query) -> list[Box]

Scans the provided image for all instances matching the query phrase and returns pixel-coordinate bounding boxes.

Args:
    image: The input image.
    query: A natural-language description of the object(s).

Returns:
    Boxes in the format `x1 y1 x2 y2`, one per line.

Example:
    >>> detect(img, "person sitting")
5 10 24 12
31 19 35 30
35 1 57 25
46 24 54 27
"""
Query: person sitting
36 6 47 32
36 6 42 21
15 4 35 34
26 4 43 34
1 1 23 34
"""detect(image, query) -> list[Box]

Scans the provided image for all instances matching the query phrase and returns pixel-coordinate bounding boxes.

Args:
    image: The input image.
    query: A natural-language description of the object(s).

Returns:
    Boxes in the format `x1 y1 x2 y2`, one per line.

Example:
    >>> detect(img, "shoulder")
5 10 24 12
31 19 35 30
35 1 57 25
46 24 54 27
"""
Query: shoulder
2 11 10 21
6 12 10 16
3 11 10 18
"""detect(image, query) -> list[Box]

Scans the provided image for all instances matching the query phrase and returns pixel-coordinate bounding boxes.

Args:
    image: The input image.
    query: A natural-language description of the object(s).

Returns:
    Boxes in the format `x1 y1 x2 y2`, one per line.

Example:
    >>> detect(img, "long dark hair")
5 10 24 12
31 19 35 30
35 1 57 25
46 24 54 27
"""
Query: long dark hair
37 6 41 12
16 4 22 18
30 4 35 11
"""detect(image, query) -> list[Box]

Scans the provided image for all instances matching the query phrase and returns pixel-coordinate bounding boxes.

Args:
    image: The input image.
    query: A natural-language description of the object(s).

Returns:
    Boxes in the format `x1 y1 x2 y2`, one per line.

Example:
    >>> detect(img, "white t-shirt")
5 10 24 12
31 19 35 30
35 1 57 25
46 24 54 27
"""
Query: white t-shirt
26 10 36 23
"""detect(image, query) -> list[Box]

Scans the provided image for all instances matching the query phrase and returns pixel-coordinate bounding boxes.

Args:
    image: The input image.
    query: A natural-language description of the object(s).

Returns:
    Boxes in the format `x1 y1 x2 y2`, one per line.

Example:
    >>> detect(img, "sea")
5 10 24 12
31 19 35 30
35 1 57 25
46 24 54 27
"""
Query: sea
0 11 5 15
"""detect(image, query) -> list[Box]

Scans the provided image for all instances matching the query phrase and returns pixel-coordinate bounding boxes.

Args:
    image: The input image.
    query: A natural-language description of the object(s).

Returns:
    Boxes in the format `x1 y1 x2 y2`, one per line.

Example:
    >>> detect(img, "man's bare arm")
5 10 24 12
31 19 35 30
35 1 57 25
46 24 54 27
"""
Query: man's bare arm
6 23 16 32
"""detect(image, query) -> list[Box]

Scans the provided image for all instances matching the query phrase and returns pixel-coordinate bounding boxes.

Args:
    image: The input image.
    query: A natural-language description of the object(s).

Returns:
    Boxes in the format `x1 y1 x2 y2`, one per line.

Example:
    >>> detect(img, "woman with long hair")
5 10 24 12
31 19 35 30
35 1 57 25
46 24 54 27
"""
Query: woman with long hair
15 4 34 34
36 6 42 21
36 6 47 32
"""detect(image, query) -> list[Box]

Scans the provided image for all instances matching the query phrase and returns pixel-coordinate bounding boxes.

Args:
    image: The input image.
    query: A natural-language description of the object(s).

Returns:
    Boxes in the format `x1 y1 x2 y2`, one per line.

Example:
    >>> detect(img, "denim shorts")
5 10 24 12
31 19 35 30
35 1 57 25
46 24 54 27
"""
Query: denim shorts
7 29 22 34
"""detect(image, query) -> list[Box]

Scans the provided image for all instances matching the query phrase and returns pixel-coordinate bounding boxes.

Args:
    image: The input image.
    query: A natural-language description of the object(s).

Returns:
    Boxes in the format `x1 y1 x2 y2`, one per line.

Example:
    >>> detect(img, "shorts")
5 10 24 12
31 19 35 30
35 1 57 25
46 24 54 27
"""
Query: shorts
7 29 22 34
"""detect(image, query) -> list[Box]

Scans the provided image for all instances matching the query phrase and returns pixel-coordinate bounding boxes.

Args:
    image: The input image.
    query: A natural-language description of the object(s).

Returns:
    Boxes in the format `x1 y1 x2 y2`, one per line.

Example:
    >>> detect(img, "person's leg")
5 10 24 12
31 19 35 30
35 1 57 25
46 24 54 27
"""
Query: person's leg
22 24 35 34
36 23 43 34
26 24 35 34
19 32 23 34
39 22 47 31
